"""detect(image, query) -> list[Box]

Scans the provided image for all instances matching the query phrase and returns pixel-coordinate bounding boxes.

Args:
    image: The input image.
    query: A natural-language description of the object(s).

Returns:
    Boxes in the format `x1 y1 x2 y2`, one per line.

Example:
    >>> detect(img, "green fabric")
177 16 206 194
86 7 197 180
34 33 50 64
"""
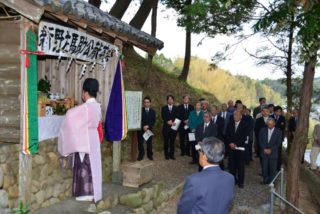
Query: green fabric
26 29 38 154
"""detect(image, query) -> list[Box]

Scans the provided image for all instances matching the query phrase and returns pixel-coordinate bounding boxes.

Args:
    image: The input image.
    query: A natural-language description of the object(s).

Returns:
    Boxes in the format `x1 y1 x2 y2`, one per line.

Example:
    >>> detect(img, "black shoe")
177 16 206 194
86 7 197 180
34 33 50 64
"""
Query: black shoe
238 184 244 188
170 156 176 160
137 157 143 161
148 157 153 161
165 156 169 160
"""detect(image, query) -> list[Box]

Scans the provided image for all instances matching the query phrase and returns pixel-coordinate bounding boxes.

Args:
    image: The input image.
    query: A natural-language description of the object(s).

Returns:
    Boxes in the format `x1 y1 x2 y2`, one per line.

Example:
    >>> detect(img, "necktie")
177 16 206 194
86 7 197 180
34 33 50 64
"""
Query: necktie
185 104 187 110
169 106 172 112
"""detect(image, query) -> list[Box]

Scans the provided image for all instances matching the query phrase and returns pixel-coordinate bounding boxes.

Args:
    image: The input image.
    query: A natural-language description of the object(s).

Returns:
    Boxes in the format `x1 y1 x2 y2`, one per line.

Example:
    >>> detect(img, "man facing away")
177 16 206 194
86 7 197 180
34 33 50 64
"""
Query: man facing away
310 118 320 170
137 96 156 161
161 95 178 160
177 137 234 214
259 118 282 184
254 105 270 158
58 78 102 202
177 95 194 156
227 100 235 114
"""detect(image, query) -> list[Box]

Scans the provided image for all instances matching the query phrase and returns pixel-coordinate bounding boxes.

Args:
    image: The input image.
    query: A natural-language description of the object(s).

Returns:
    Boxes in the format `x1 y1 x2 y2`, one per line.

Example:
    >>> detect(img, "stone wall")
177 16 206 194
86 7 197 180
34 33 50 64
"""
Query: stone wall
0 139 114 211
30 139 113 210
0 143 20 210
96 182 184 214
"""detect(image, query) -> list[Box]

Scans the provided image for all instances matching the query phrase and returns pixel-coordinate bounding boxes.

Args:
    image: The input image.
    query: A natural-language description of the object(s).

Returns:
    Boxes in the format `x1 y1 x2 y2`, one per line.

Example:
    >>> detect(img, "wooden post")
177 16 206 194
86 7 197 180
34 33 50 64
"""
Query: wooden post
111 38 124 183
131 131 138 161
112 141 122 183
18 18 33 204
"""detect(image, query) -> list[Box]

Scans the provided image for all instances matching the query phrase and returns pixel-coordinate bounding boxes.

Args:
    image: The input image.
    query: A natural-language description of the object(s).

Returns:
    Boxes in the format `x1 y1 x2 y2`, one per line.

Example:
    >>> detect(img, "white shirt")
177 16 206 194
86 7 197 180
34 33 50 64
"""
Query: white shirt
184 104 188 110
212 116 217 124
235 121 240 132
263 116 268 124
168 105 173 111
221 111 227 119
203 165 219 170
268 128 274 143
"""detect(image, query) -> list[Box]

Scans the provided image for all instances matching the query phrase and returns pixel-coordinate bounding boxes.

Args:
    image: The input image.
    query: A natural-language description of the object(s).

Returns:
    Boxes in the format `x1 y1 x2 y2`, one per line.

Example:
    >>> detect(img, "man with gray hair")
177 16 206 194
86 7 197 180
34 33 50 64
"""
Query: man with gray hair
178 137 234 214
259 117 282 184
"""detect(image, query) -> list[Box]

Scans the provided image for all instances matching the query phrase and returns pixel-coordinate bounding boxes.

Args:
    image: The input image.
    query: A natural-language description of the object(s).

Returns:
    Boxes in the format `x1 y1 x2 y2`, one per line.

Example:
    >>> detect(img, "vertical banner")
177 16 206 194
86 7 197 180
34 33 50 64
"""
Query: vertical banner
23 29 39 154
104 60 127 141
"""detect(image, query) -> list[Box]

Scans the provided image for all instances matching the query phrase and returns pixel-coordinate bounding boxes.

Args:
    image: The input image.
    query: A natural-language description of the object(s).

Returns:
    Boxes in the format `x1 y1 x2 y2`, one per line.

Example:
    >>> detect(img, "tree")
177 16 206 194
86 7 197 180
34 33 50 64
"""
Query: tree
88 0 102 8
129 0 157 30
254 0 320 212
109 0 133 19
163 0 256 81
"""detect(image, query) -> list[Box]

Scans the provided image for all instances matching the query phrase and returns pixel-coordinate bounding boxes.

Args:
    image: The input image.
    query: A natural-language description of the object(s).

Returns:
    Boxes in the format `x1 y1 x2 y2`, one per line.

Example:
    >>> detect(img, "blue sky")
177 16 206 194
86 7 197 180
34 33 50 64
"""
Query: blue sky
100 1 319 80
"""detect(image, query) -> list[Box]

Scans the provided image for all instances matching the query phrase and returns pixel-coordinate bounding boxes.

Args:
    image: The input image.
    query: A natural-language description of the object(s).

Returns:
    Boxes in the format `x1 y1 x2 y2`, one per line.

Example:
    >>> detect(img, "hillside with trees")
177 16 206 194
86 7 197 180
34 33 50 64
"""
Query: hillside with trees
154 55 284 108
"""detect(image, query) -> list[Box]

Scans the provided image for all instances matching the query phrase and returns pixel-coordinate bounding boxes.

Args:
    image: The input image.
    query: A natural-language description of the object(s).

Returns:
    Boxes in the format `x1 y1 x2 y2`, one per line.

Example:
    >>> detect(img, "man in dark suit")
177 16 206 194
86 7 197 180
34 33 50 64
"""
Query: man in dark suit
219 103 232 135
254 105 270 158
225 110 249 188
177 95 194 156
271 106 286 170
259 118 282 184
177 137 234 214
268 104 275 118
210 105 224 140
253 97 266 119
196 112 218 171
195 112 218 143
161 95 178 160
244 108 254 164
137 97 156 161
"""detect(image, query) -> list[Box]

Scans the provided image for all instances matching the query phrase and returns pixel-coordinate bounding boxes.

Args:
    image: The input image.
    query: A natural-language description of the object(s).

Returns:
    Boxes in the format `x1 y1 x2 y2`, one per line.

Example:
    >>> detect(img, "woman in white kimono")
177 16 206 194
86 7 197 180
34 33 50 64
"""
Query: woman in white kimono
58 78 102 202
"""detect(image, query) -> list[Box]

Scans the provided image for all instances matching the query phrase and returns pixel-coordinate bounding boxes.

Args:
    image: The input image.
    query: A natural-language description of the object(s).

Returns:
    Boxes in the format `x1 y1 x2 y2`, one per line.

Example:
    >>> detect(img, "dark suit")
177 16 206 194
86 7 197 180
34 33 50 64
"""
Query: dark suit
177 104 194 156
271 114 286 170
196 122 218 171
211 115 225 140
138 107 156 160
177 166 234 214
254 117 268 157
259 127 282 183
219 111 232 157
195 122 218 142
226 120 249 186
244 115 254 164
253 105 261 119
161 105 178 159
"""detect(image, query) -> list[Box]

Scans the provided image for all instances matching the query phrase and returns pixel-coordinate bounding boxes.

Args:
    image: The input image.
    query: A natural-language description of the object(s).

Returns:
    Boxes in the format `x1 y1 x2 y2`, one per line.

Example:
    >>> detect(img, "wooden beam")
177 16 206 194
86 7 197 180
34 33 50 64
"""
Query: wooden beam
47 12 68 23
0 0 44 22
69 19 88 29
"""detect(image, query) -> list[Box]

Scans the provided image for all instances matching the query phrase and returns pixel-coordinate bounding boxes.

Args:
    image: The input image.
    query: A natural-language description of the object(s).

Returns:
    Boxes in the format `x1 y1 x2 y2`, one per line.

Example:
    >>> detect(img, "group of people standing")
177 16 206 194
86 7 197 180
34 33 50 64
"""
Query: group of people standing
137 95 298 188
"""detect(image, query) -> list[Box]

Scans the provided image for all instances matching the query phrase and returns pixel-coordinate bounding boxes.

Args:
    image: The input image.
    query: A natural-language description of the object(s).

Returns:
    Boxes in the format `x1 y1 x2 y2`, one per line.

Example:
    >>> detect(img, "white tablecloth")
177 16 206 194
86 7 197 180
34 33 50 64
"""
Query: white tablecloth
38 115 65 142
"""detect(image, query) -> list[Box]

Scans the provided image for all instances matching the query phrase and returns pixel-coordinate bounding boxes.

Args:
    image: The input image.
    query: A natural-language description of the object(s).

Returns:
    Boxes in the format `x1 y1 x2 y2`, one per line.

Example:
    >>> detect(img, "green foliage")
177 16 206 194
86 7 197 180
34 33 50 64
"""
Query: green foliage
13 201 30 214
162 0 256 35
173 57 284 108
53 103 67 115
38 75 51 97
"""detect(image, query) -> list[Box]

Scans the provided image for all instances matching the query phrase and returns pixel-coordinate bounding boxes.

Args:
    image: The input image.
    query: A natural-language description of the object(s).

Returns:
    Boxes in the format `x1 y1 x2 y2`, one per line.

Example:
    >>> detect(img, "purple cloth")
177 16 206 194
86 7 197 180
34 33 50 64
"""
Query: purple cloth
72 153 94 197
105 62 126 141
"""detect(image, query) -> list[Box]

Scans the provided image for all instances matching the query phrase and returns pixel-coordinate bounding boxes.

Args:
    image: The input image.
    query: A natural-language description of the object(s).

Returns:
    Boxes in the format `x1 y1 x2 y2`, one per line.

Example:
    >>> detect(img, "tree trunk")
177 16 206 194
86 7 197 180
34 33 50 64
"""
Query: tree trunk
145 0 158 87
285 14 294 154
286 14 294 113
129 0 156 30
285 54 316 213
109 0 132 19
179 30 191 81
88 0 101 8
178 0 192 81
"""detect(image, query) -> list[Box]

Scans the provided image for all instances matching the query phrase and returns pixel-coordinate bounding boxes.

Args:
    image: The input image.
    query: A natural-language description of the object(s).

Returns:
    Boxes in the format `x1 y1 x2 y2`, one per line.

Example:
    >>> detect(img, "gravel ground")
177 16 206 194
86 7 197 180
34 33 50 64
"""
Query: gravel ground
153 152 320 214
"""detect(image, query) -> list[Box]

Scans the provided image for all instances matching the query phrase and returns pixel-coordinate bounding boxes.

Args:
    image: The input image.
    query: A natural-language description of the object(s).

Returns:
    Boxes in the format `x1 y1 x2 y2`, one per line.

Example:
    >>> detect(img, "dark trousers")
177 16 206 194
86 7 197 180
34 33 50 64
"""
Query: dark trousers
245 140 253 164
229 150 245 185
190 141 197 162
163 129 177 158
262 156 277 183
138 131 153 159
255 138 261 157
179 128 190 155
277 142 282 170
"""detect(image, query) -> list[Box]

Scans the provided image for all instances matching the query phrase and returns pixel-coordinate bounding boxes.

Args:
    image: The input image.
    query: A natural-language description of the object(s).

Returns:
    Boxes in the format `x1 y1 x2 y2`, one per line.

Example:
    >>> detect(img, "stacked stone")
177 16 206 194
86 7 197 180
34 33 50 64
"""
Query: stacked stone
0 144 20 209
95 182 172 214
30 140 73 210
